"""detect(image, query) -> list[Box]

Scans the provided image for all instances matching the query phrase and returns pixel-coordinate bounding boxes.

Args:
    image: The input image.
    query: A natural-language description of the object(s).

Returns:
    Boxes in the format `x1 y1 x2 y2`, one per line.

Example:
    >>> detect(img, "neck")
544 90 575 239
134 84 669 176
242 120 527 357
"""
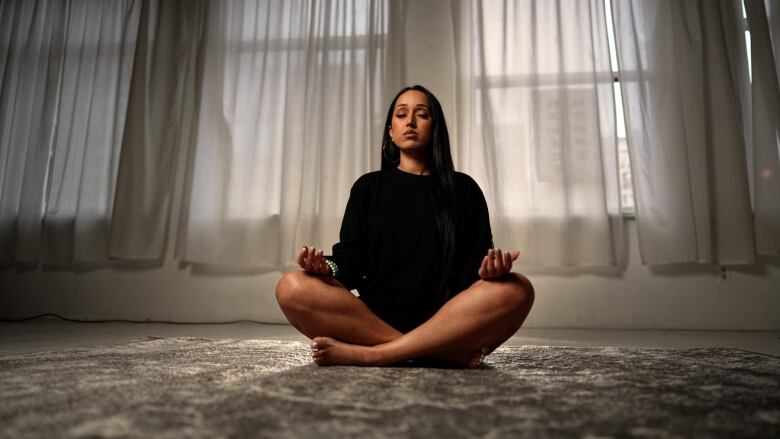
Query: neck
397 153 429 175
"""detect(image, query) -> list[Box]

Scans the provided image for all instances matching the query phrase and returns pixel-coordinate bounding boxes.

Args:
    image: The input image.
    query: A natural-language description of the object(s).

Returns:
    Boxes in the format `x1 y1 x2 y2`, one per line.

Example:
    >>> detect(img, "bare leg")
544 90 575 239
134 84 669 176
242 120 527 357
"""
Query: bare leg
275 271 401 346
275 271 484 365
310 272 535 368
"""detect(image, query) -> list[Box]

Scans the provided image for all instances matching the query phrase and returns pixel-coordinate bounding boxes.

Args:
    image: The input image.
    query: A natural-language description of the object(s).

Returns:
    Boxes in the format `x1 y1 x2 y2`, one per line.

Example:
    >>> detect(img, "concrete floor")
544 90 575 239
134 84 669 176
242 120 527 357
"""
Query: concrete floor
1 318 778 356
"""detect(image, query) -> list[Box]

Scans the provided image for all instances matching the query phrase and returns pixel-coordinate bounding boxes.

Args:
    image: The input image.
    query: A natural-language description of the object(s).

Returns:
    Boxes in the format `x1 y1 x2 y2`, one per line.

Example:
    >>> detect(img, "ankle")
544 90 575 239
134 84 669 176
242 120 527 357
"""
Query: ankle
367 344 402 366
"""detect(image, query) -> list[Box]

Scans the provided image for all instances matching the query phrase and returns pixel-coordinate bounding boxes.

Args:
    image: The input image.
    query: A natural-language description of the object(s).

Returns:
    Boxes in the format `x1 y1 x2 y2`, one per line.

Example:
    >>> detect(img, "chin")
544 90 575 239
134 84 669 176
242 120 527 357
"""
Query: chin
396 142 429 152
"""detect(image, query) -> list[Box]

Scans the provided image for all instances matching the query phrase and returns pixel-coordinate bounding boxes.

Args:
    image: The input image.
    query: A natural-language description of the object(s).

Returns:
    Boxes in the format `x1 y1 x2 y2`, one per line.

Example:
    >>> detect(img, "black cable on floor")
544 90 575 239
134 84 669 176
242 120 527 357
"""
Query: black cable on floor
0 313 284 325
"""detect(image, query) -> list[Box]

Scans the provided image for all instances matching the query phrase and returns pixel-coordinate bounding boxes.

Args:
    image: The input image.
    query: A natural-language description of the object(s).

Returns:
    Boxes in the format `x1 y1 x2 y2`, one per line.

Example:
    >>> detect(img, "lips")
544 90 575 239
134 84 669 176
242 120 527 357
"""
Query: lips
403 130 417 137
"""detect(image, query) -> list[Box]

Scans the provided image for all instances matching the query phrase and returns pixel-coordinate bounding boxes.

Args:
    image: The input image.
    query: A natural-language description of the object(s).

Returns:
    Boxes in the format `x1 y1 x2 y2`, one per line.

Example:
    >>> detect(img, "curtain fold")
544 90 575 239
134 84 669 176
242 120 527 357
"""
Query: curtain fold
611 0 759 265
108 0 206 260
452 0 622 267
0 0 141 264
0 0 68 263
745 0 780 256
766 0 780 86
180 0 389 268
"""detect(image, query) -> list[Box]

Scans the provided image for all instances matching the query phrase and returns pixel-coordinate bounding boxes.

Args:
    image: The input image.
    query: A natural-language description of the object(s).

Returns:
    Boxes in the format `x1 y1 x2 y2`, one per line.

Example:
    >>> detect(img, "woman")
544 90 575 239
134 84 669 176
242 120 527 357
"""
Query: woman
275 85 534 368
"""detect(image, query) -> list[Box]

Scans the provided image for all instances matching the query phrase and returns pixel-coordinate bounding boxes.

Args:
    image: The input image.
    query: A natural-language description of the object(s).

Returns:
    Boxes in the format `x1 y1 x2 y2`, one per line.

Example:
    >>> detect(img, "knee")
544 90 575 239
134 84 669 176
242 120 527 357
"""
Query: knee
275 271 310 310
497 272 535 313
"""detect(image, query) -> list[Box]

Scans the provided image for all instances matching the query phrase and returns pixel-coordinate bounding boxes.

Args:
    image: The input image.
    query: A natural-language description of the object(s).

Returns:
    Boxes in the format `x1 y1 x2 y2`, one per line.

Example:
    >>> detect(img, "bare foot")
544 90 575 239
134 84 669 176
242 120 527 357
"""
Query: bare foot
424 349 486 369
310 337 488 369
310 337 381 367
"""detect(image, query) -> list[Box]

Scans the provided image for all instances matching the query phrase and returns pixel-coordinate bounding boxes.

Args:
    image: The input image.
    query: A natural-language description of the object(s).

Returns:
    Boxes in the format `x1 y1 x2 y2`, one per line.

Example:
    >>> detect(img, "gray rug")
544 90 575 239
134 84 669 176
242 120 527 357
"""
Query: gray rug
1 337 779 438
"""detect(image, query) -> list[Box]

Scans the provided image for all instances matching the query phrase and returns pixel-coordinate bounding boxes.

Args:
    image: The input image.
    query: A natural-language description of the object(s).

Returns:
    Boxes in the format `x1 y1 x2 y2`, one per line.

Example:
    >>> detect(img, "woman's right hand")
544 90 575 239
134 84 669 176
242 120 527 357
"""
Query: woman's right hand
297 246 331 275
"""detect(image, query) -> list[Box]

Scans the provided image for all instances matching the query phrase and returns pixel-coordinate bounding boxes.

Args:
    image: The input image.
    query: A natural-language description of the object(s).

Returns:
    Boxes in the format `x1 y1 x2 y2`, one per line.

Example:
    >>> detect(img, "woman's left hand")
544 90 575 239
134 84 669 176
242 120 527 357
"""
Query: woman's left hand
478 248 520 279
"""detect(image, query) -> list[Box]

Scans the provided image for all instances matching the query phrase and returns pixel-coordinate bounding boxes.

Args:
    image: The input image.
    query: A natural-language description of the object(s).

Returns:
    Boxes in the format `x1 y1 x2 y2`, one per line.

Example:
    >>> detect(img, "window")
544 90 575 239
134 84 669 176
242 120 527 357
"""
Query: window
740 0 752 82
212 0 388 219
470 0 630 219
604 0 756 216
604 0 634 215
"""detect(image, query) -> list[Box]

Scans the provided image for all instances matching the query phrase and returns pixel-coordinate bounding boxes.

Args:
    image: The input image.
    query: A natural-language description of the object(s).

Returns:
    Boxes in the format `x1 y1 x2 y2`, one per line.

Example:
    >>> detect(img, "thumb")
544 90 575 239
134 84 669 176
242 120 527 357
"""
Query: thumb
509 250 520 261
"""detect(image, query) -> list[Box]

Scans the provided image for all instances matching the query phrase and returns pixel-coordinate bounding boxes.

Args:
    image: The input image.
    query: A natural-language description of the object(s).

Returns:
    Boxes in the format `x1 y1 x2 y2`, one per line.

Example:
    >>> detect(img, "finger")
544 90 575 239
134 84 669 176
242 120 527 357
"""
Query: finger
316 250 327 274
486 249 496 278
320 258 329 275
503 251 512 273
311 248 322 272
305 247 317 272
509 250 520 261
494 248 505 273
317 250 327 274
478 255 488 278
298 246 308 269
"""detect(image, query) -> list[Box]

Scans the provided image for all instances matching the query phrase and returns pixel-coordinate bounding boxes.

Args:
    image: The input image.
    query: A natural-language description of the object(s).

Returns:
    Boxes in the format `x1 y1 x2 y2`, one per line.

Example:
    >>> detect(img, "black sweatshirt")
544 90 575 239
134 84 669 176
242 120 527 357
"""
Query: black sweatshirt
325 167 494 325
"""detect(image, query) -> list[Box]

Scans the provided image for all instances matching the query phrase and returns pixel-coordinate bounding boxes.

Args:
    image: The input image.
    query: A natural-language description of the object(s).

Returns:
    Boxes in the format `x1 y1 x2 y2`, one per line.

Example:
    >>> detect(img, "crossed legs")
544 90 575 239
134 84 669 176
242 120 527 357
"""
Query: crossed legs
275 271 534 368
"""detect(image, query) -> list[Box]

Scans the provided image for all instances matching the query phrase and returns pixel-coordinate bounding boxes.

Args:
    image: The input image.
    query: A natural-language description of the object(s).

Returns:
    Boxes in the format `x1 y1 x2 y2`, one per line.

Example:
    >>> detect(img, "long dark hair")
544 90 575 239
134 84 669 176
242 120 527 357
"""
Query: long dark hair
380 85 459 305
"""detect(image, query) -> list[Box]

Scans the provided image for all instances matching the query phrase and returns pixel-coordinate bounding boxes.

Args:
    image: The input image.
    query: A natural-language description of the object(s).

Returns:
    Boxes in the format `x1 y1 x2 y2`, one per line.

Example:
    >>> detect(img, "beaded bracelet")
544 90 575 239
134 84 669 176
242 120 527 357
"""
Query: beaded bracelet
324 258 339 278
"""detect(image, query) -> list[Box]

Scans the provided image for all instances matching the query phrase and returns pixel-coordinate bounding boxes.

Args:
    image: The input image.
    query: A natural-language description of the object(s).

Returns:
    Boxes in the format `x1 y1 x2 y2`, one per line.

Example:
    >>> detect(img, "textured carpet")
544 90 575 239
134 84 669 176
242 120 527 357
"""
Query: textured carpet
1 337 779 438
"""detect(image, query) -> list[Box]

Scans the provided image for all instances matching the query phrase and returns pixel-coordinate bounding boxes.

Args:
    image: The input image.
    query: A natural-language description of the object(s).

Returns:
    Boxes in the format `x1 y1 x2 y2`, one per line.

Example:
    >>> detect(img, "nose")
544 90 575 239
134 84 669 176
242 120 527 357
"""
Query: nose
406 115 416 127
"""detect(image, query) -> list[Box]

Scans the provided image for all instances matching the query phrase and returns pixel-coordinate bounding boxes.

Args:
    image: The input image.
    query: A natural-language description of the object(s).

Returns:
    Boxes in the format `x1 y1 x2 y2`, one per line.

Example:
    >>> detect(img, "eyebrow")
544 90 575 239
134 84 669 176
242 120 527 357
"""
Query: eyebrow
395 104 430 110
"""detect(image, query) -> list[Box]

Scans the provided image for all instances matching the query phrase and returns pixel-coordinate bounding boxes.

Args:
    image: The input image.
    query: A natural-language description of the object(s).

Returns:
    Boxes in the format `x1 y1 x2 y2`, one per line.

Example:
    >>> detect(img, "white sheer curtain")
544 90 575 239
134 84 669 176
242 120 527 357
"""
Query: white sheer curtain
0 0 141 264
179 0 389 268
108 0 205 260
2 0 774 270
766 0 780 84
611 0 777 264
451 0 622 266
745 0 780 256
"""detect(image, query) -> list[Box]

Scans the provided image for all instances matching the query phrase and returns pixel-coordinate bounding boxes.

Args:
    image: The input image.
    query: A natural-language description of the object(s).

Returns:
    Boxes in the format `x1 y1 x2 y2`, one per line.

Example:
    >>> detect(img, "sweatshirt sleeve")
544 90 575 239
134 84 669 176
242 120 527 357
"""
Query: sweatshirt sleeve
325 177 368 291
458 176 494 291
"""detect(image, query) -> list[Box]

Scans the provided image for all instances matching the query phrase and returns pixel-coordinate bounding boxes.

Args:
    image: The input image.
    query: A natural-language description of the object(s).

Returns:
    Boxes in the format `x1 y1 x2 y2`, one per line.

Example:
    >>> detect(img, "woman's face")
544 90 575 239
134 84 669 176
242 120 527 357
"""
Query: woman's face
389 90 433 154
